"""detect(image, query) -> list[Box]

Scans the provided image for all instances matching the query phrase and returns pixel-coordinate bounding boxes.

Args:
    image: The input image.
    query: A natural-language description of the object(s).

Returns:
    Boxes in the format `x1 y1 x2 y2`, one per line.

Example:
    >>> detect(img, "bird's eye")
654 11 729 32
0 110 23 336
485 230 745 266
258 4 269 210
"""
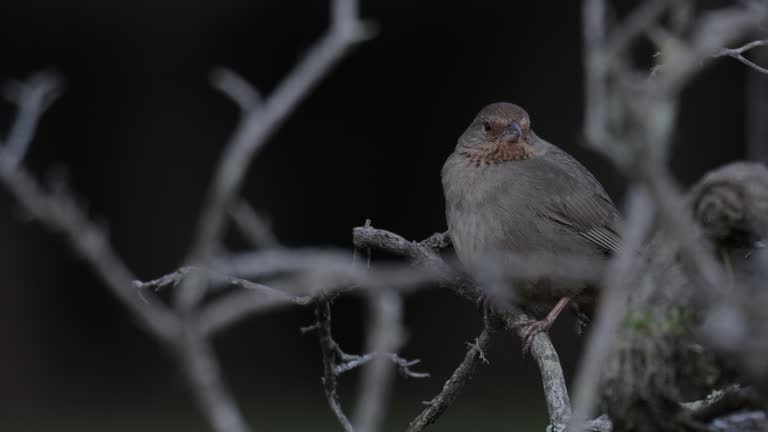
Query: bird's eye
482 121 492 133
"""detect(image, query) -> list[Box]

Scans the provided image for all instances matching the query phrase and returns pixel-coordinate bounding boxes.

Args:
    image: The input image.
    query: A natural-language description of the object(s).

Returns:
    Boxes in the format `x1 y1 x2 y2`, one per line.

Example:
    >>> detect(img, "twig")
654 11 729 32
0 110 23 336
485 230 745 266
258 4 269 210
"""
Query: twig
215 248 464 297
406 327 495 432
134 265 314 334
135 265 294 297
687 386 763 423
1 71 62 170
335 352 428 378
352 289 405 432
577 0 767 430
311 295 428 432
604 0 671 60
352 226 606 303
177 0 372 311
658 5 768 94
211 68 262 113
576 386 768 432
315 300 355 432
228 199 281 249
714 39 768 75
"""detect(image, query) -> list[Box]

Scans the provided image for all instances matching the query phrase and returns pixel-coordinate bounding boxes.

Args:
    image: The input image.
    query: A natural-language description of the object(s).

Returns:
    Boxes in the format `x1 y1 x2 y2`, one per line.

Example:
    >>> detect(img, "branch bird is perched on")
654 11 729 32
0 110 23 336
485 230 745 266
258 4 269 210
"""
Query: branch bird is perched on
442 102 621 352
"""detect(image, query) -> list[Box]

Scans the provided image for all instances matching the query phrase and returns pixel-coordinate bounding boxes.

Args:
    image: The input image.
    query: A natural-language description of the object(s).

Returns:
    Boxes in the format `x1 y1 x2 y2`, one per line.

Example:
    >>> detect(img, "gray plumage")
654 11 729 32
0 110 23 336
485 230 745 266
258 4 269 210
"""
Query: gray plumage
442 103 621 317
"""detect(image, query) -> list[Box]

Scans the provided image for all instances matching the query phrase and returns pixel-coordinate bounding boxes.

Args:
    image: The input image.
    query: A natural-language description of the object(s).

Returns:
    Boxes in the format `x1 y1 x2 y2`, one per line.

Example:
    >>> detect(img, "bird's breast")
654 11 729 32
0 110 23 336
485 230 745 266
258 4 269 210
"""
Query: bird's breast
443 155 526 262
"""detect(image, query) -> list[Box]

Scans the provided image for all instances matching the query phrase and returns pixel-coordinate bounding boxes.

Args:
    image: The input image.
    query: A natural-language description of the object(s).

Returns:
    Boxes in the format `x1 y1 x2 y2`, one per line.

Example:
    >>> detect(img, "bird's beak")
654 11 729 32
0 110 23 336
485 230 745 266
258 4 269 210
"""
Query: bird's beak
502 121 523 143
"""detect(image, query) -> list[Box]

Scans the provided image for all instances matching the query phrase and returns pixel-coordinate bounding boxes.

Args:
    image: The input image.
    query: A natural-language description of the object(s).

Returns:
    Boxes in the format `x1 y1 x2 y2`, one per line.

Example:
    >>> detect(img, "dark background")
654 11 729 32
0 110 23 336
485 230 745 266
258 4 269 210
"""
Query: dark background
0 1 750 431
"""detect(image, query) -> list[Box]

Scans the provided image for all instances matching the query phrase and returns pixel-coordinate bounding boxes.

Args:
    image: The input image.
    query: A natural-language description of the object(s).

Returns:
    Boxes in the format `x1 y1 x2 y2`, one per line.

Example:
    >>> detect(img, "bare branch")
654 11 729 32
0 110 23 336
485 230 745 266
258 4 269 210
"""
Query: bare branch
215 248 458 297
134 265 312 334
1 71 62 170
177 0 373 311
406 326 495 432
605 0 671 60
713 39 768 75
135 265 288 296
577 1 768 430
2 1 377 431
353 223 574 431
311 294 427 432
315 300 355 432
228 199 281 249
336 352 428 378
659 5 768 94
580 386 768 432
210 67 262 112
353 226 607 302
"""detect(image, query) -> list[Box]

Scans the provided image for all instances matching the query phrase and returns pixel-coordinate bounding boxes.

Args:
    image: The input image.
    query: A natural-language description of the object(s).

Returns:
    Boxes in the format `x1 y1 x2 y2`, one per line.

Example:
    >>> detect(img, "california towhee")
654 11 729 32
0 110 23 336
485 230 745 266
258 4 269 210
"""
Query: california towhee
442 102 621 351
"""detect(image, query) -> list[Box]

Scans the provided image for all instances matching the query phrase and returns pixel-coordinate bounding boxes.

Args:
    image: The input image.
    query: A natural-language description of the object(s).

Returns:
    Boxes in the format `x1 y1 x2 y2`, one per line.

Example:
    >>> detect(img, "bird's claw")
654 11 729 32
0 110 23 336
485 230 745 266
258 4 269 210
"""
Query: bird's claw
510 318 553 355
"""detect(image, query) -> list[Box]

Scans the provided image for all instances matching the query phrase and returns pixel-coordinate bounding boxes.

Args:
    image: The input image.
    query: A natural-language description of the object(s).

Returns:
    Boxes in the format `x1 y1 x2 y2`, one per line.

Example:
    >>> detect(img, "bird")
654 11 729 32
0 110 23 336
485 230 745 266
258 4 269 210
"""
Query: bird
441 102 621 352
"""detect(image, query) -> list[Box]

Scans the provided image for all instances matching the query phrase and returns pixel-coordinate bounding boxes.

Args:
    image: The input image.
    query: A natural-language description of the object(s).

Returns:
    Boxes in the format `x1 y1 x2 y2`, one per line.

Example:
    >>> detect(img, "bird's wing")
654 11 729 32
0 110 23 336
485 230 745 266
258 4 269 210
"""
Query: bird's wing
537 147 622 255
542 191 622 255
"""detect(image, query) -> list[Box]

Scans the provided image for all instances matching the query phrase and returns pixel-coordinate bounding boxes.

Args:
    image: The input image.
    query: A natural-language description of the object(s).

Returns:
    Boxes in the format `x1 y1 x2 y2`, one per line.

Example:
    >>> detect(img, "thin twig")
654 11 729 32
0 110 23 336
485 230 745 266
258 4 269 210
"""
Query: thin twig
311 294 428 432
406 327 495 432
228 199 281 249
316 300 355 432
135 265 292 297
714 39 768 75
605 0 672 60
211 67 262 112
335 352 428 378
658 5 767 94
1 71 62 170
134 265 313 334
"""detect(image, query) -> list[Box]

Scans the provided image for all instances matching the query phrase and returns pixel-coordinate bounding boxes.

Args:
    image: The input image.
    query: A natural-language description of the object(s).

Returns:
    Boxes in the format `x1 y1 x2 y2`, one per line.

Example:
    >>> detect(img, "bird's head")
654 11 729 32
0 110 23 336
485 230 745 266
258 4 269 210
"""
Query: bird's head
457 102 533 163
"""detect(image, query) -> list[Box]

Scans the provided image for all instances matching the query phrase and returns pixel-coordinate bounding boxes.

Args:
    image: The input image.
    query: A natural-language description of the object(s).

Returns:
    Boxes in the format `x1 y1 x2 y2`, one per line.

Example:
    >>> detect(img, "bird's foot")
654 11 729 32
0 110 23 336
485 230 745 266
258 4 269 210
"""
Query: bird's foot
509 317 553 355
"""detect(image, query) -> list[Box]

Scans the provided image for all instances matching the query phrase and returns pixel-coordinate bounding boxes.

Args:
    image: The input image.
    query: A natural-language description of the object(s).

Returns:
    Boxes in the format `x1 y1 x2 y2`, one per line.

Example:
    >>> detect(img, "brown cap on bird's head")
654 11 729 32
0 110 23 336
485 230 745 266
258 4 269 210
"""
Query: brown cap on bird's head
457 102 533 163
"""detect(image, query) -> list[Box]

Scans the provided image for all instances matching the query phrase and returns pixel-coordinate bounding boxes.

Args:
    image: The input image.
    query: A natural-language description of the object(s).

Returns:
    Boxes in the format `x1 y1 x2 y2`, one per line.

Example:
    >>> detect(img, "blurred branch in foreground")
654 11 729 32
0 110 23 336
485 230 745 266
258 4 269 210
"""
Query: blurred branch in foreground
2 0 768 431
